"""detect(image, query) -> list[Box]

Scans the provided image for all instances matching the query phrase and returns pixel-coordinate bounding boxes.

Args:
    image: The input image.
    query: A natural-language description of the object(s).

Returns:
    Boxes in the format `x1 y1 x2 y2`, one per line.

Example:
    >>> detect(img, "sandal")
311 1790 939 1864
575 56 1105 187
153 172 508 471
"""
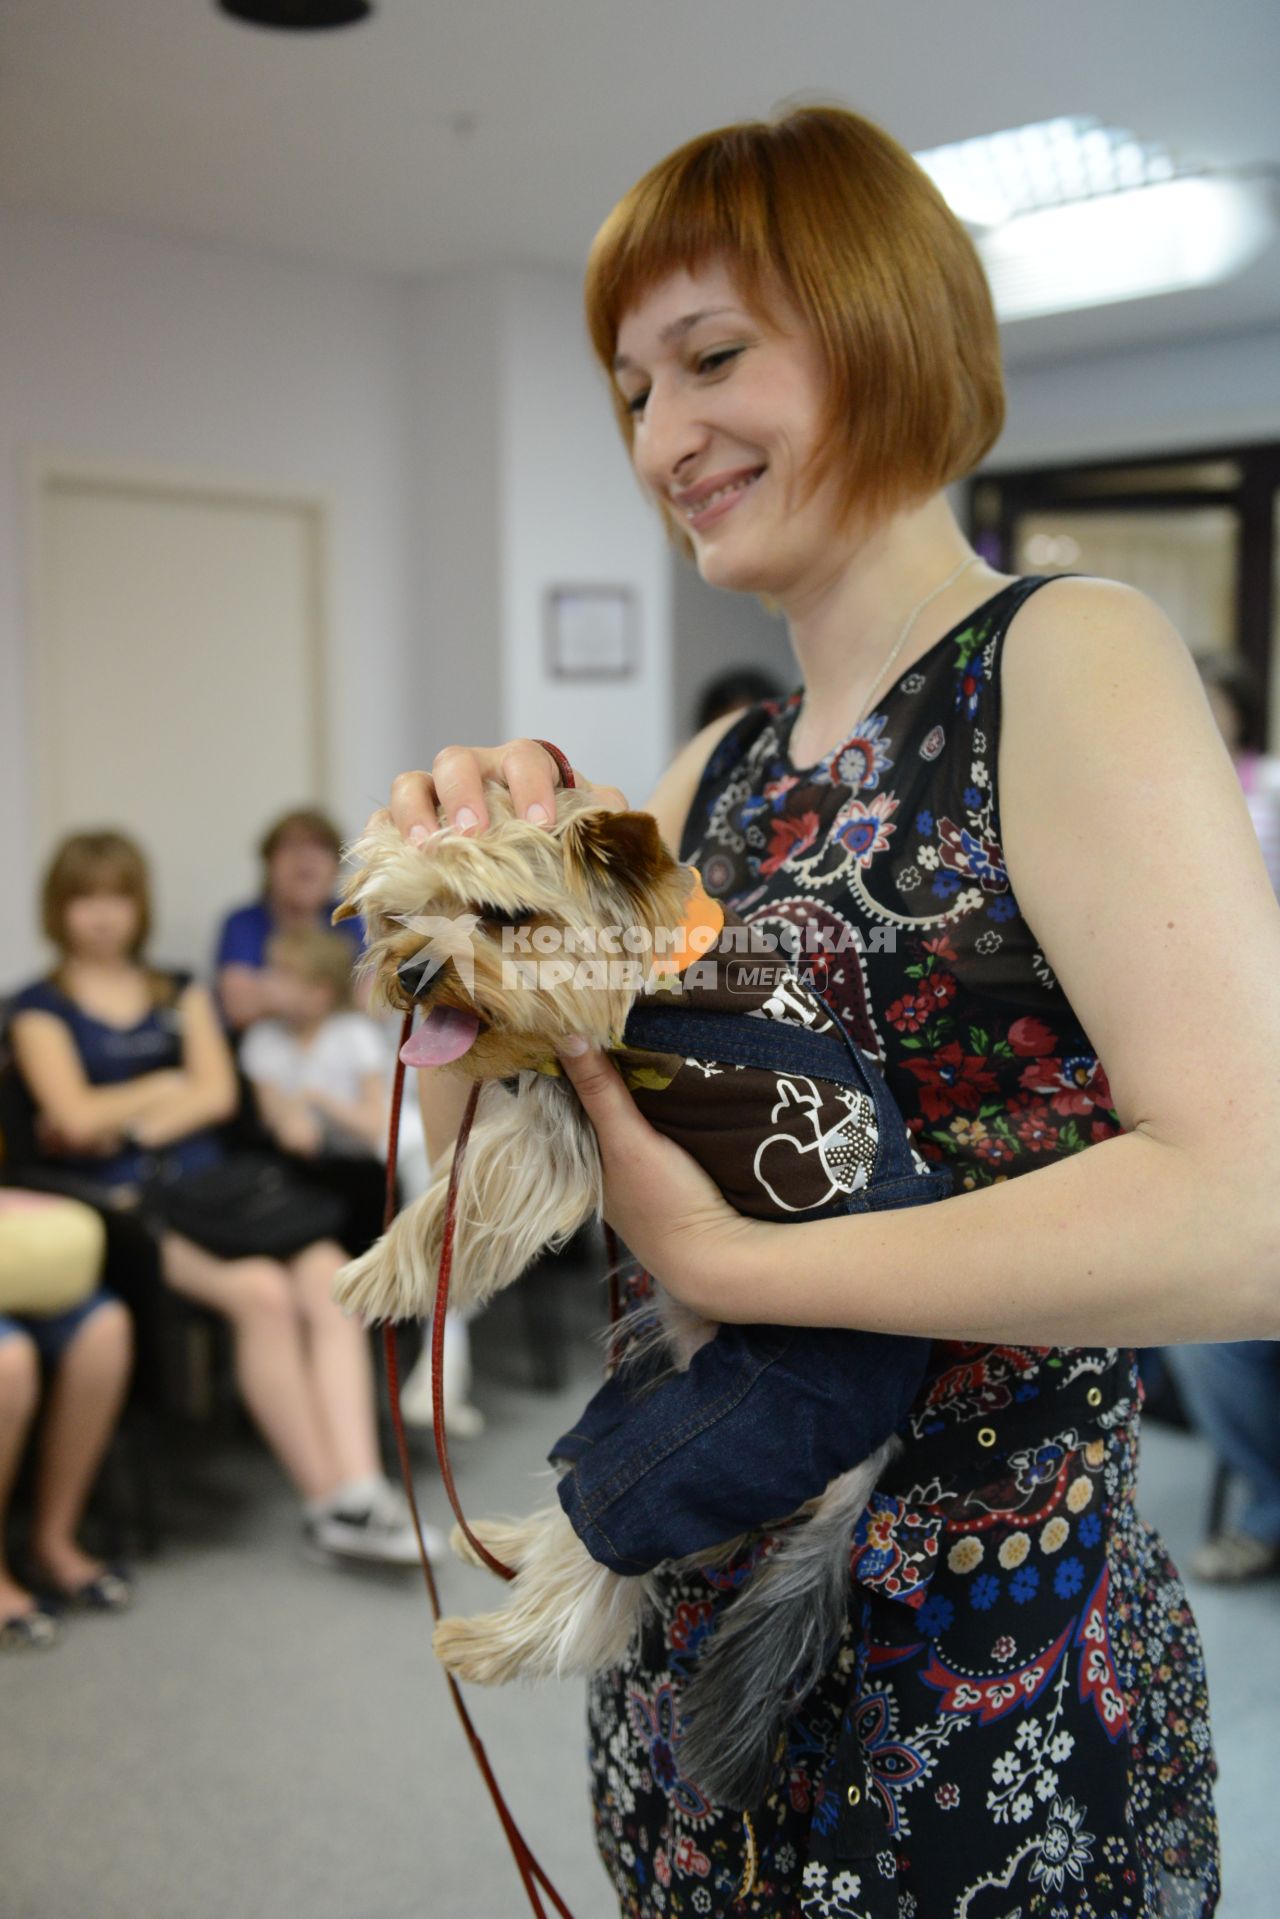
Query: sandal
0 1606 60 1651
38 1566 135 1614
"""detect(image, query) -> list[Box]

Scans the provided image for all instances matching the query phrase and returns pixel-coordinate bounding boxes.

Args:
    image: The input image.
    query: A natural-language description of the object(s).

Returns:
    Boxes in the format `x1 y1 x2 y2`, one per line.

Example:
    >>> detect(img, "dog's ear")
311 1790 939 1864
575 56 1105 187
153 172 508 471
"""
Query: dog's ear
559 809 675 900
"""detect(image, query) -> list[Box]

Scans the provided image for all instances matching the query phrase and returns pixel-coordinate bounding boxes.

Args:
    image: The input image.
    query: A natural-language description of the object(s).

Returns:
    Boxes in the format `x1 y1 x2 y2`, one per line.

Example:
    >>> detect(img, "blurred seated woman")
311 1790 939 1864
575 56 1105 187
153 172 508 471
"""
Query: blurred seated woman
215 807 366 1035
8 831 438 1568
0 1191 132 1647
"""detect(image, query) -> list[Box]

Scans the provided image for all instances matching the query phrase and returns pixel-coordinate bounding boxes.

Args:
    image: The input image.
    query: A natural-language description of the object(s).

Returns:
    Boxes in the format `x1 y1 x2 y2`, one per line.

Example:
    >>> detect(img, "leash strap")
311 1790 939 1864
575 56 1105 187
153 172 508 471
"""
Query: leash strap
376 743 589 1917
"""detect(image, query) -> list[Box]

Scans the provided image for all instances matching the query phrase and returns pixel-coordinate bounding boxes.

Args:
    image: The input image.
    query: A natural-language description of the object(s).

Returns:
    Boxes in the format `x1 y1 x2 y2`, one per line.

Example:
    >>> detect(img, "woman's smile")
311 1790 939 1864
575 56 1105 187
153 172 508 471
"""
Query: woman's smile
675 465 766 533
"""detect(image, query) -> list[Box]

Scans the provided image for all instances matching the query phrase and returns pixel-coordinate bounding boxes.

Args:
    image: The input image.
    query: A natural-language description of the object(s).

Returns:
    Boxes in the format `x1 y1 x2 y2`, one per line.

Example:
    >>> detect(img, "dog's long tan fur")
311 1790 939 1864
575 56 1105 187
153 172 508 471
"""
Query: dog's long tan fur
333 788 892 1809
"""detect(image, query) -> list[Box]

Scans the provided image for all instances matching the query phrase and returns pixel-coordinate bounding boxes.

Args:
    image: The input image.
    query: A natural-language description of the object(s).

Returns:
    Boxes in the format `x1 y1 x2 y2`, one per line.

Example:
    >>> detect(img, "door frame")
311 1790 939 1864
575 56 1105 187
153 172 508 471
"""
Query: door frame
968 440 1280 752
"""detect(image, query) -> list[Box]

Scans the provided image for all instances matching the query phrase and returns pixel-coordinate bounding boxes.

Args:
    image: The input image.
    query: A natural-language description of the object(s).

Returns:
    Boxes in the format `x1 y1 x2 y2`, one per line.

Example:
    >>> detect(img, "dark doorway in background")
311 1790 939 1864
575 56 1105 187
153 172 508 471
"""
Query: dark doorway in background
970 443 1280 752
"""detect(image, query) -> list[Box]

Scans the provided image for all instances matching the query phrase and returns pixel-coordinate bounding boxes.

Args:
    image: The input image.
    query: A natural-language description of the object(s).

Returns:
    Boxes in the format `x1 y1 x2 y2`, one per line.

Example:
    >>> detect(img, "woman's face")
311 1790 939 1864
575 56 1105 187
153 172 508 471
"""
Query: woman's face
268 832 338 913
62 888 139 962
613 261 853 599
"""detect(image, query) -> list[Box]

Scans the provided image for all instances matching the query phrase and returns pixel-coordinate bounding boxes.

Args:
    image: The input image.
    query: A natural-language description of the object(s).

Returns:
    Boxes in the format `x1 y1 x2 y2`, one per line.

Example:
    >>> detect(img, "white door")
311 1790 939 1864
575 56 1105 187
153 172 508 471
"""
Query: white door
34 468 327 972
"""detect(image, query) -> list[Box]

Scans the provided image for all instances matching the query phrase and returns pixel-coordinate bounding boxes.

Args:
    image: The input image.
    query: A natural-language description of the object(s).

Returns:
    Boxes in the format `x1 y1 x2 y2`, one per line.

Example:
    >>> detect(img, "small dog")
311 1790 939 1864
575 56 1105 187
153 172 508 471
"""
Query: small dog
334 788 933 1806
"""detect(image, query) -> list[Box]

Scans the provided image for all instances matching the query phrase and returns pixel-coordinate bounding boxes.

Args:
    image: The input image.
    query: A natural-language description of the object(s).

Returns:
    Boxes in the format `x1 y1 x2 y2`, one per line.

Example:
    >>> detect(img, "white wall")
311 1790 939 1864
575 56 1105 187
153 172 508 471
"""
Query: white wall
403 271 505 756
498 267 672 807
994 326 1280 467
402 265 673 810
0 206 415 986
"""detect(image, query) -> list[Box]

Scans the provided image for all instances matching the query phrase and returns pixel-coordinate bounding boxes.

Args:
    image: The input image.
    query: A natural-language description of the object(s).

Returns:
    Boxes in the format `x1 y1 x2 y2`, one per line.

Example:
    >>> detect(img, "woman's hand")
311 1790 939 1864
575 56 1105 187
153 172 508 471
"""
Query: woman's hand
374 739 630 842
555 1039 766 1316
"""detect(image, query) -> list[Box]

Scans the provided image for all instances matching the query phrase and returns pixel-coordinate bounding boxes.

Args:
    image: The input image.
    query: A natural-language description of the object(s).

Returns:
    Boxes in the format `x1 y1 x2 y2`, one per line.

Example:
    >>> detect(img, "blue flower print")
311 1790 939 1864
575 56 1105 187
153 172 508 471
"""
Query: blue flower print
963 785 983 810
955 653 987 722
987 894 1019 922
1010 1565 1040 1605
1054 1556 1085 1600
1079 1511 1102 1548
915 809 934 835
917 1593 956 1638
932 871 962 900
970 1574 1000 1611
1014 1382 1040 1404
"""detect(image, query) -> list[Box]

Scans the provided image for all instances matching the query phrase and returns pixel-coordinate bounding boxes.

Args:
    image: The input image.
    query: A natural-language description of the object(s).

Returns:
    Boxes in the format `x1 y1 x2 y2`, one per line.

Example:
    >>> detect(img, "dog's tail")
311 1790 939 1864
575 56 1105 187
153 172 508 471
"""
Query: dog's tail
675 1442 897 1810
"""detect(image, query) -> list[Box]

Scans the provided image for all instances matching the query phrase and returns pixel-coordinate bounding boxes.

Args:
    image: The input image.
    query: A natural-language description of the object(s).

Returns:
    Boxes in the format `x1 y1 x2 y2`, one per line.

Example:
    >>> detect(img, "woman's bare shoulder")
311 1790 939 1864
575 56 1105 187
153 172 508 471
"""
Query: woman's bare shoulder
643 707 762 855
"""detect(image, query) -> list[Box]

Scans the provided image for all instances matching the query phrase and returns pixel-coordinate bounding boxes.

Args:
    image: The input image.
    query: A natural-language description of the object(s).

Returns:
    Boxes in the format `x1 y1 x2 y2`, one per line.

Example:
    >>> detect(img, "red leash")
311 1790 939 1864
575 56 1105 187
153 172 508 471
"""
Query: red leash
379 741 591 1917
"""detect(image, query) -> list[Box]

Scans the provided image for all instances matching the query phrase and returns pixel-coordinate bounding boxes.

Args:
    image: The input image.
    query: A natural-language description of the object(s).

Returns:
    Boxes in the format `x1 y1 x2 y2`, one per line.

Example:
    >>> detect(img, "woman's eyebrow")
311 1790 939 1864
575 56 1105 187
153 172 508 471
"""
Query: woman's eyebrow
613 307 741 373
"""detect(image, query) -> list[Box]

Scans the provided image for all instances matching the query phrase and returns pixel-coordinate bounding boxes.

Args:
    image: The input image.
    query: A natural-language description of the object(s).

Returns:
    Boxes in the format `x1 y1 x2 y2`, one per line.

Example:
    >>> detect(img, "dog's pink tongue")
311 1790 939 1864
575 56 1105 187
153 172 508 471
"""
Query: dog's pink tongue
400 1006 481 1067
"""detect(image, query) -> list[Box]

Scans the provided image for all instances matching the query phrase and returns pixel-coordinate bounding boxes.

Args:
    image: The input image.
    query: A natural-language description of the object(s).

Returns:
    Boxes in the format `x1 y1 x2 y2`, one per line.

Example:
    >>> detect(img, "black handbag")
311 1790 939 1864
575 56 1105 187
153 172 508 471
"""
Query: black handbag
143 1151 348 1261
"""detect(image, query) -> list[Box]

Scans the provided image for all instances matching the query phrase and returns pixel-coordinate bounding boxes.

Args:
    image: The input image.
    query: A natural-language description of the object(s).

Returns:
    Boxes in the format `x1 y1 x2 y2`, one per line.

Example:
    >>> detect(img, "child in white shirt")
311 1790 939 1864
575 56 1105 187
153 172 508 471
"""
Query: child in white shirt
240 928 387 1158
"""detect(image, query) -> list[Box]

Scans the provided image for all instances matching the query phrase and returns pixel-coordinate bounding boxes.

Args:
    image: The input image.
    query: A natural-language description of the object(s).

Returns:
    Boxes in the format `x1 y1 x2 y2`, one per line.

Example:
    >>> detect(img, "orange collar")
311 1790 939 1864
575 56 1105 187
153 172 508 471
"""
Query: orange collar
650 869 725 978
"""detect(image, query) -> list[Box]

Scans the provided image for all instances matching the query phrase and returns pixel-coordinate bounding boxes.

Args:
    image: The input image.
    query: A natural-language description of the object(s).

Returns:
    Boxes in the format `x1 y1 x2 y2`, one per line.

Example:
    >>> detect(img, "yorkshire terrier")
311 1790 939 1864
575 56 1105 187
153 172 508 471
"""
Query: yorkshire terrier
333 788 940 1807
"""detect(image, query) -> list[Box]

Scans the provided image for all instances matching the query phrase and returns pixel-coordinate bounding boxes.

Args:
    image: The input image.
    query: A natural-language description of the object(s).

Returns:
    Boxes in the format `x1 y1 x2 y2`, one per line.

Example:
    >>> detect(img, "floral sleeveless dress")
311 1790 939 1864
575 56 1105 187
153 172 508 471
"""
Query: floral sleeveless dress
586 577 1220 1919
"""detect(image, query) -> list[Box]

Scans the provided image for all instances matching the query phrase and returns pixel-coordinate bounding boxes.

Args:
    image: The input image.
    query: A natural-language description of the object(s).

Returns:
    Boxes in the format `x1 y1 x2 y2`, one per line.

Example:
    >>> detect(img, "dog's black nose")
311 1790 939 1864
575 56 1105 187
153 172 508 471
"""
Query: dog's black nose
397 953 445 999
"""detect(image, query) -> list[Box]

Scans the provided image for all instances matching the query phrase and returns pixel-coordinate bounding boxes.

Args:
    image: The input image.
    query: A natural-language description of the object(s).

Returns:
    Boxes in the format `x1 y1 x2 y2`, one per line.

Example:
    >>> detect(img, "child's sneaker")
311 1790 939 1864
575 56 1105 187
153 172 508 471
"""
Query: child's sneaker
307 1478 443 1568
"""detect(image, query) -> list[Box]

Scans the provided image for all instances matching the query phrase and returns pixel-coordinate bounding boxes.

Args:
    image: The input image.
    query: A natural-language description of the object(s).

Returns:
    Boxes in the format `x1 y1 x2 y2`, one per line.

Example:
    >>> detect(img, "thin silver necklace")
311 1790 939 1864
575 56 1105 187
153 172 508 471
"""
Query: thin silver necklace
796 552 981 761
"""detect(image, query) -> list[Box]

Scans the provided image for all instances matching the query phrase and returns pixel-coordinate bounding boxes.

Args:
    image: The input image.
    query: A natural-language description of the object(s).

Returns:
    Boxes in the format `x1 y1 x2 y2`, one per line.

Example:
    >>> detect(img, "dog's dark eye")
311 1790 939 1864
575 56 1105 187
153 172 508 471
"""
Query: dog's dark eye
477 903 536 927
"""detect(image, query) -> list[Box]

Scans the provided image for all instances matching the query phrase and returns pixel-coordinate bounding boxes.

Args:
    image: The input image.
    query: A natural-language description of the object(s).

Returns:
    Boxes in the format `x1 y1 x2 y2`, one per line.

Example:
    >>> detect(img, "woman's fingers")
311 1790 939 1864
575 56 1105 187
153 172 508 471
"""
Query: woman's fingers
387 770 441 842
384 740 629 843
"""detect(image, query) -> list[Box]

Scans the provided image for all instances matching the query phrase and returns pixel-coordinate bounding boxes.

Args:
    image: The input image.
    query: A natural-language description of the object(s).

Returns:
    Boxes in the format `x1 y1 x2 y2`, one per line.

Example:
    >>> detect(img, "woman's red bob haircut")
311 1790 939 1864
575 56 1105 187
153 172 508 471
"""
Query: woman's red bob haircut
584 104 1005 544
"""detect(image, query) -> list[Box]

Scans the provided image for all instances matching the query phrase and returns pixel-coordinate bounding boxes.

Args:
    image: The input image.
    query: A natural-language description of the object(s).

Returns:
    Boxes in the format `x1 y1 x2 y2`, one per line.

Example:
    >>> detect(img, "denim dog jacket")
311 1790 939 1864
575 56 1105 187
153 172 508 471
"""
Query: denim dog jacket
552 902 948 1574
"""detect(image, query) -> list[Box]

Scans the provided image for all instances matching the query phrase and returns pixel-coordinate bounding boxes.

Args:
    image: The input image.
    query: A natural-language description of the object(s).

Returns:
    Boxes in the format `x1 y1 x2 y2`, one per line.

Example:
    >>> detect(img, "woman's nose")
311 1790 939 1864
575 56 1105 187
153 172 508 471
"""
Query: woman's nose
634 385 707 497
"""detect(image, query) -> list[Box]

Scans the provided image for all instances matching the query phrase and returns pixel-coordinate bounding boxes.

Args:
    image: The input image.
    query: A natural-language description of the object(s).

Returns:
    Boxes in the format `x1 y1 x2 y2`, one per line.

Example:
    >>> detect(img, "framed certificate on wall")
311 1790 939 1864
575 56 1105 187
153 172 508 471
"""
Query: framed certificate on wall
545 585 638 680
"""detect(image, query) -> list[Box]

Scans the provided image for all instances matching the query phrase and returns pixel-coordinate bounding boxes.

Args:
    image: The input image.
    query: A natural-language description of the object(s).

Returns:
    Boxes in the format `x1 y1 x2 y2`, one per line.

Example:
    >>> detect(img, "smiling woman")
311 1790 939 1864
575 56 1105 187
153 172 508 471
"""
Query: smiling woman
376 102 1280 1919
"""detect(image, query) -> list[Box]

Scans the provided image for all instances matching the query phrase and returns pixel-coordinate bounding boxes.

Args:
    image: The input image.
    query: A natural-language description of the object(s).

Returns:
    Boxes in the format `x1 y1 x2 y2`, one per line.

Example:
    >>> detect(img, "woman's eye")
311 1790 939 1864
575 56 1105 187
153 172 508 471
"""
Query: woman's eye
624 389 649 416
697 347 743 376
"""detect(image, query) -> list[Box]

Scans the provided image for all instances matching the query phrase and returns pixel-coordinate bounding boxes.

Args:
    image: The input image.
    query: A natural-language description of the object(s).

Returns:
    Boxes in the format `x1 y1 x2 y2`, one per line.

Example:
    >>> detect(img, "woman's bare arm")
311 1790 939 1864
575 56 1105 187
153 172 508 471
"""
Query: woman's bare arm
560 582 1280 1346
10 1012 184 1151
128 985 240 1147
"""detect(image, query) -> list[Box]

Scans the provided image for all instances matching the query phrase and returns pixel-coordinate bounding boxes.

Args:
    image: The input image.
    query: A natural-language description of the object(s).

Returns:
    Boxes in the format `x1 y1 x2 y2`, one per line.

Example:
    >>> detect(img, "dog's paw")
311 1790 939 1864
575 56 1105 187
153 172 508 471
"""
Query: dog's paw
332 1242 434 1325
433 1612 532 1686
449 1517 529 1574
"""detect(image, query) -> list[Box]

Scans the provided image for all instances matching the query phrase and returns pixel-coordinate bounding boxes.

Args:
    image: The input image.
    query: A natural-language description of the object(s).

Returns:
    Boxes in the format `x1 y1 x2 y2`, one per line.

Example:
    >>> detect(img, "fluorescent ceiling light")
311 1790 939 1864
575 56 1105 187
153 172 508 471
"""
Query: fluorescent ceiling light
915 118 1276 321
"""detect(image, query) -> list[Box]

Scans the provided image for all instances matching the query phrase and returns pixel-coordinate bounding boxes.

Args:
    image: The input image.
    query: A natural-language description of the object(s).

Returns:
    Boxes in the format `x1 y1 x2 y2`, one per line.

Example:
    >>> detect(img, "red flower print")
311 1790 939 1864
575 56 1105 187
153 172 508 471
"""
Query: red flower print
974 1133 1018 1165
1091 1118 1121 1143
922 934 959 965
1010 1098 1060 1152
887 993 931 1033
1007 1016 1056 1058
760 810 821 876
1017 1053 1113 1117
922 971 957 1010
900 1042 1001 1122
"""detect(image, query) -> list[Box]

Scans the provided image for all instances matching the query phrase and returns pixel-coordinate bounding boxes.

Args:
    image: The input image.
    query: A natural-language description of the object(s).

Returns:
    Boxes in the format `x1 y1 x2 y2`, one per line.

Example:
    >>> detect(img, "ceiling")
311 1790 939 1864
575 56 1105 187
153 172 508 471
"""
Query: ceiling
2 0 1278 367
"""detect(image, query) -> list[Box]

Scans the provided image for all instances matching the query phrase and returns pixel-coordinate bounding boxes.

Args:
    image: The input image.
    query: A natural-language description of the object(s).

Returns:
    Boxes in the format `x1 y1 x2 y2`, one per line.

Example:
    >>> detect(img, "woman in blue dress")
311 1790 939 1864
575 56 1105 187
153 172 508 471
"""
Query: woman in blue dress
10 830 427 1568
379 106 1279 1916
